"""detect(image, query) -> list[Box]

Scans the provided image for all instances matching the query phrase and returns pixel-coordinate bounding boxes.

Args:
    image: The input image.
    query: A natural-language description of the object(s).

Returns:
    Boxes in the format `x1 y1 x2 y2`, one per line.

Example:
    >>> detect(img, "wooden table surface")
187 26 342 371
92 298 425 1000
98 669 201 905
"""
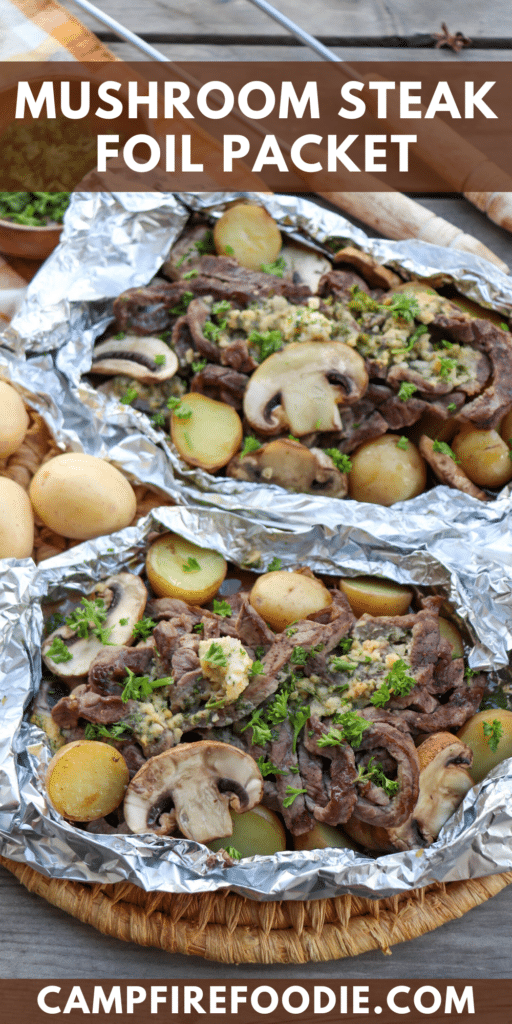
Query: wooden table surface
2 0 512 979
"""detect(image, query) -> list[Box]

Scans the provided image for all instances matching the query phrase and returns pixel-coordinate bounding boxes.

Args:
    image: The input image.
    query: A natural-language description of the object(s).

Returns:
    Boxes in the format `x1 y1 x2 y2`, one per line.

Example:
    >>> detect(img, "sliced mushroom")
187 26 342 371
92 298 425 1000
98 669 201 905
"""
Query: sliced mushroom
243 342 368 437
333 246 401 290
280 242 332 291
419 434 490 501
124 740 264 843
42 573 148 681
227 438 348 498
344 732 474 853
92 336 178 383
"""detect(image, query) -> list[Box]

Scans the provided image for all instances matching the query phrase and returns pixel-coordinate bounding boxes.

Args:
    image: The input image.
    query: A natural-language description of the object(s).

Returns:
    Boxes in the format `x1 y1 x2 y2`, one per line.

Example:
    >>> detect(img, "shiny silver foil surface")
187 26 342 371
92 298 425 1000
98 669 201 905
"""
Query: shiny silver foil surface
0 498 511 901
4 189 512 524
1 193 512 901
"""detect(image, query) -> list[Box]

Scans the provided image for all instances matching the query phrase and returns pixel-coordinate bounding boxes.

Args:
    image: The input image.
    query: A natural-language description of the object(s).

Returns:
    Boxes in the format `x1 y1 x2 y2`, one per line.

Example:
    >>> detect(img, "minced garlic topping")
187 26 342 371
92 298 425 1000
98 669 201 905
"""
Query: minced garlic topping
198 636 253 703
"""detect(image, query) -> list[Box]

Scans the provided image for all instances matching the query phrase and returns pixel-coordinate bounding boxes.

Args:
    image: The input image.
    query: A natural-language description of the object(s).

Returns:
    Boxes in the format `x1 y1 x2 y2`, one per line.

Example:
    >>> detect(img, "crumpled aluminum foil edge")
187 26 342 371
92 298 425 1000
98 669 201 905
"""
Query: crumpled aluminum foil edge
1 502 512 901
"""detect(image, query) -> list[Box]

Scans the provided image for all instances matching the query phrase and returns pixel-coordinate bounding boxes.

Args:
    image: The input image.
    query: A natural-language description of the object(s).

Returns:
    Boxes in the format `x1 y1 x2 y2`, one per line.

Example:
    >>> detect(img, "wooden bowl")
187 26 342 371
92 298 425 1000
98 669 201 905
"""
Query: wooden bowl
0 218 62 260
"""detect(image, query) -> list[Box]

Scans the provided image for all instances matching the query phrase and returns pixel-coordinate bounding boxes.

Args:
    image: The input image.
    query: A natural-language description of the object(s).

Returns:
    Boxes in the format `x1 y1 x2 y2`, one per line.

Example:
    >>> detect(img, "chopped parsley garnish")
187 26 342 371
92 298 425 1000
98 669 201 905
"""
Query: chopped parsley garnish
395 323 428 354
330 657 357 672
338 636 354 654
384 658 417 695
194 230 215 255
121 667 172 702
267 557 282 572
212 300 231 318
396 436 409 451
437 338 454 350
290 646 308 666
167 396 192 420
224 245 234 256
317 711 370 748
241 710 273 746
241 436 261 458
248 329 283 362
113 331 126 340
323 448 352 473
255 645 265 659
213 599 232 618
285 625 298 637
386 293 421 323
483 719 504 753
193 622 204 633
131 617 156 641
438 356 457 380
204 695 227 710
266 690 289 723
120 386 138 405
0 191 70 226
191 358 207 373
46 636 73 663
256 756 287 777
84 721 132 740
203 642 228 667
370 683 392 707
432 440 460 463
119 618 129 626
290 705 311 752
260 257 286 277
249 659 265 676
151 411 166 428
447 402 457 413
203 319 226 342
169 291 194 316
348 286 382 316
288 434 300 442
500 322 509 331
154 354 165 366
225 846 241 860
357 757 399 798
65 598 113 645
464 665 478 679
398 382 418 402
282 785 307 808
182 556 201 573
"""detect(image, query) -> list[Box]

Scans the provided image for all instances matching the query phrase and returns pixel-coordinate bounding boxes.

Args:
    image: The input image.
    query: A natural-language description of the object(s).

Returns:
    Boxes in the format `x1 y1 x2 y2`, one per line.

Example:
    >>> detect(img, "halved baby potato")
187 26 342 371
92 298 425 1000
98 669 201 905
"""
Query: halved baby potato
250 570 332 632
0 476 34 558
452 426 512 489
457 709 512 784
29 453 137 541
348 435 427 506
294 820 359 852
170 393 243 473
208 805 286 858
438 617 464 659
213 203 282 271
0 380 29 458
46 740 129 821
146 533 227 604
339 576 413 618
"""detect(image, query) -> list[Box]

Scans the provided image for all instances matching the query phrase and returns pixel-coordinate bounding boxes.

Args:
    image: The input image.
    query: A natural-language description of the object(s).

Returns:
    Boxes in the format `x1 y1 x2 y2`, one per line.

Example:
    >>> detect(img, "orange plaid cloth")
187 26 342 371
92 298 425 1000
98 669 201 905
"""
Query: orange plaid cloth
1 0 118 60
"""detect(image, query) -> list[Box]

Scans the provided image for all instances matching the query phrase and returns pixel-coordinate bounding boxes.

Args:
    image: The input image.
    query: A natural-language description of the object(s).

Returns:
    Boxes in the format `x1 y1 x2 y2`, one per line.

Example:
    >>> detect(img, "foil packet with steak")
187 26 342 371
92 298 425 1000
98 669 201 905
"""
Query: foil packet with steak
89 206 512 507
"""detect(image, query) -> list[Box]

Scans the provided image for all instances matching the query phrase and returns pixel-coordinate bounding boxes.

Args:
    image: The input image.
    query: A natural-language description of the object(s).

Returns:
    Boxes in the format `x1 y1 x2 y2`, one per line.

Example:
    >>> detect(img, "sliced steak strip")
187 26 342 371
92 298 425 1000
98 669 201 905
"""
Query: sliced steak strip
88 644 155 696
271 721 313 835
191 364 249 409
352 722 420 828
304 716 358 825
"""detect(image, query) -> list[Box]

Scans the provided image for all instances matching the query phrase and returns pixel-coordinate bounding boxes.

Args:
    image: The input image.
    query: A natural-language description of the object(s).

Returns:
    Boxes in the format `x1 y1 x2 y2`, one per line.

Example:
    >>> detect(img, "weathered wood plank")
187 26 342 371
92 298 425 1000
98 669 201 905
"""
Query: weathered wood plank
103 40 512 62
61 0 512 41
0 866 511 977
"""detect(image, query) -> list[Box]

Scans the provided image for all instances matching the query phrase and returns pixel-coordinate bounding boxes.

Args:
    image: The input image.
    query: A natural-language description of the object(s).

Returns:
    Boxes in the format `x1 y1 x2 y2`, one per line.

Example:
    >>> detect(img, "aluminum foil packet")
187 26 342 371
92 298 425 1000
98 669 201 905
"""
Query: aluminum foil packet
4 190 512 531
1 501 512 902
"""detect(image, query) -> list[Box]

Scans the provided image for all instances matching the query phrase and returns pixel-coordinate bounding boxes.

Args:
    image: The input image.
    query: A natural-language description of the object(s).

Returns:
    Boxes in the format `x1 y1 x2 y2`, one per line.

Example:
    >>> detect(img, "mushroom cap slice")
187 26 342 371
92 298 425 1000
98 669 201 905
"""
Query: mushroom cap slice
243 342 368 437
92 336 178 384
42 573 148 681
227 438 348 498
124 740 264 843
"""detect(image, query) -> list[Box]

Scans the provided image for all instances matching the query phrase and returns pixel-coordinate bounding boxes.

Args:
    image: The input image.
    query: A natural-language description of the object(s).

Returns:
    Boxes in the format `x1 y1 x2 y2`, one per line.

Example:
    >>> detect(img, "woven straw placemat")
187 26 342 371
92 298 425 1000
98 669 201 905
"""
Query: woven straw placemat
2 857 511 963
